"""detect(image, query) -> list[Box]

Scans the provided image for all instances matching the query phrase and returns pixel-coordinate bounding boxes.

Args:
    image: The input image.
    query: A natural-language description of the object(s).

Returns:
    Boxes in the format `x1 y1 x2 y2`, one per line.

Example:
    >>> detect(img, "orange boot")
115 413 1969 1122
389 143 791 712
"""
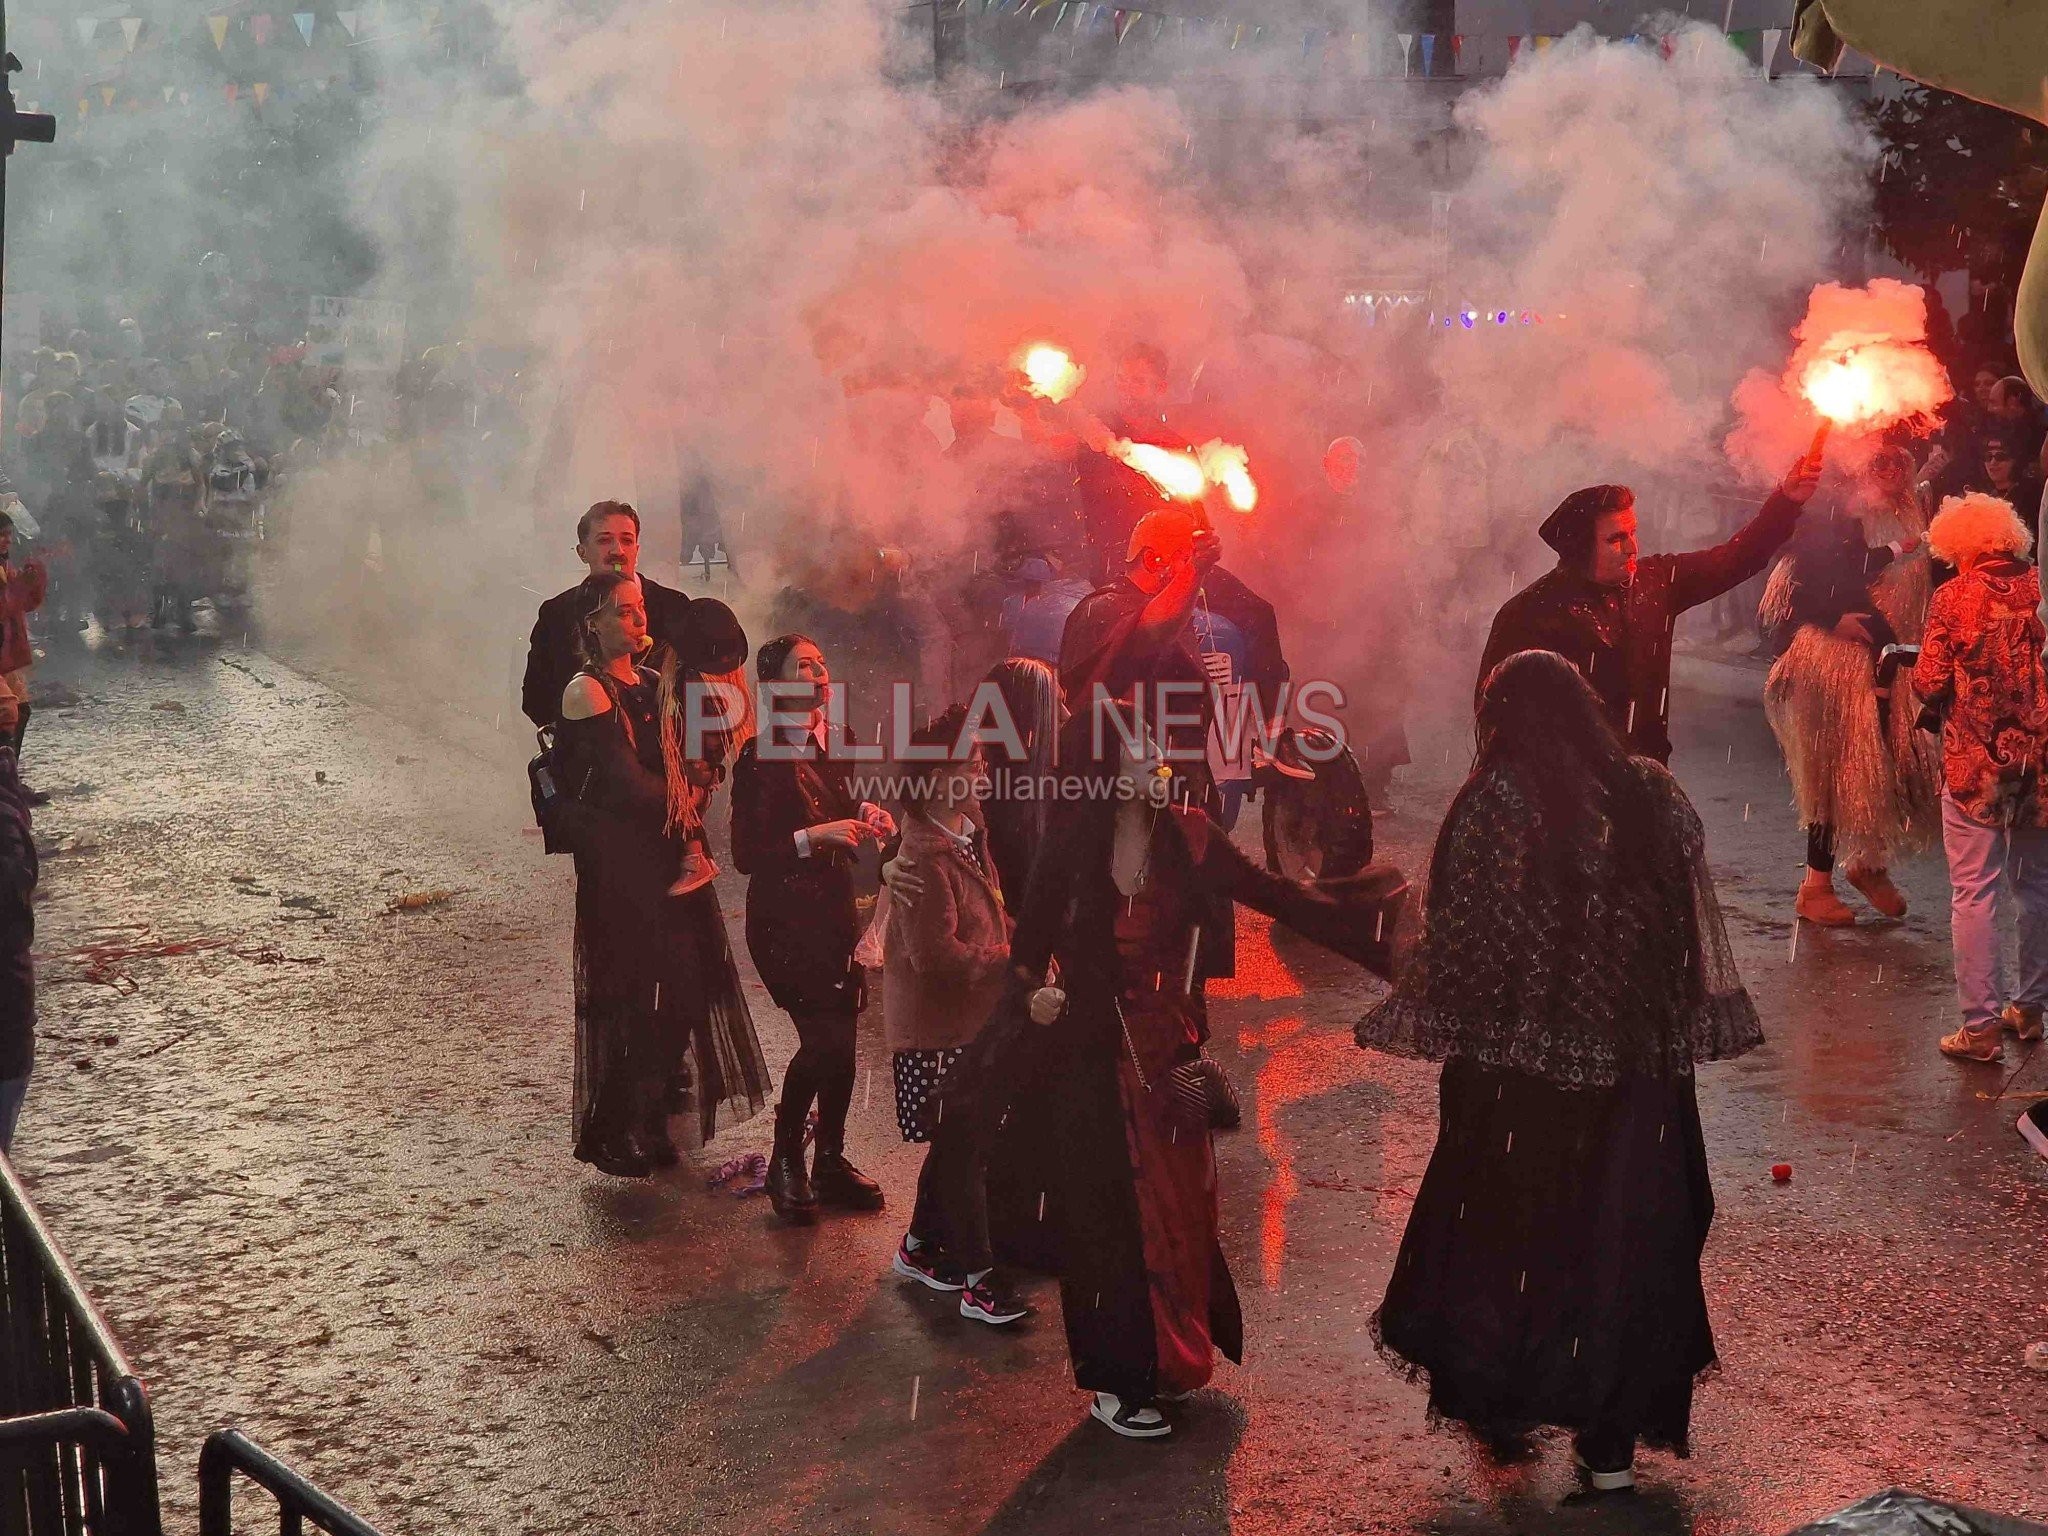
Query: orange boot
1845 865 1907 919
1795 869 1857 926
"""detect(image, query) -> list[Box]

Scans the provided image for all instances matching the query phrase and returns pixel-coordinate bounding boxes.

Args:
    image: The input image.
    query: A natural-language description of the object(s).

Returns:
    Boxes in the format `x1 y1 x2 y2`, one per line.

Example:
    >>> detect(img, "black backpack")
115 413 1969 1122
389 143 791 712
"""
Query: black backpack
528 727 571 854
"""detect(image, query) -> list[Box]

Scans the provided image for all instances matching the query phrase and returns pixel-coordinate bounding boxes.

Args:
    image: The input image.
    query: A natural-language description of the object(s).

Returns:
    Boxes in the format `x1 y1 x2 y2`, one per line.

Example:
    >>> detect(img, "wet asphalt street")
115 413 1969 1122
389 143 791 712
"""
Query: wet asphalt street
7 636 2046 1536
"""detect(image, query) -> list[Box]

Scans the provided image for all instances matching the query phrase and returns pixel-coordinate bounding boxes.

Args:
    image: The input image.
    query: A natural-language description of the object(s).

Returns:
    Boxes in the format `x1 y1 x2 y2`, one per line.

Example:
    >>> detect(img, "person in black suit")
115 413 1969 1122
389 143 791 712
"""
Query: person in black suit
731 634 897 1222
522 500 710 728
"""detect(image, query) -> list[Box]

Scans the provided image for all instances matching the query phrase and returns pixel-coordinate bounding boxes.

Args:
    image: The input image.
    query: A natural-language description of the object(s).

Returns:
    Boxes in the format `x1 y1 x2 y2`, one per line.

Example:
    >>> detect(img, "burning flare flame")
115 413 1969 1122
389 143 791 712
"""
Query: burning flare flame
1798 335 1948 433
1113 439 1207 500
1016 339 1259 510
1197 440 1257 512
1017 343 1085 404
1778 281 1952 440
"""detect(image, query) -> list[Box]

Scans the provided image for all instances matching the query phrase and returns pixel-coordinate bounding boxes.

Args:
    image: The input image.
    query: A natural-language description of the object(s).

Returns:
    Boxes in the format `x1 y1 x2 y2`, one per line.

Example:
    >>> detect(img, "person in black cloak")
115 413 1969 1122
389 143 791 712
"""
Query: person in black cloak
553 572 771 1178
1355 649 1764 1496
1477 452 1821 763
949 693 1407 1441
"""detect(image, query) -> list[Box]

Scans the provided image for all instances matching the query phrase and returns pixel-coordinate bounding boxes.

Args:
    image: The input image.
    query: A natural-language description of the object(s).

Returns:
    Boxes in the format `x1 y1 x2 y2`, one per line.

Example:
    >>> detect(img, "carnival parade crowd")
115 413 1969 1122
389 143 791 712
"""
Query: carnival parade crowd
2 289 2046 1498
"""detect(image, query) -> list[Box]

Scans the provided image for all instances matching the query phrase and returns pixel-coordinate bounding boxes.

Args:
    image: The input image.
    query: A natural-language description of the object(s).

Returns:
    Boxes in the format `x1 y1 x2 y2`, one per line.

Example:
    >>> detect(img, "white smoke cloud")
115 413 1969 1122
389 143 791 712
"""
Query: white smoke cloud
161 5 1874 722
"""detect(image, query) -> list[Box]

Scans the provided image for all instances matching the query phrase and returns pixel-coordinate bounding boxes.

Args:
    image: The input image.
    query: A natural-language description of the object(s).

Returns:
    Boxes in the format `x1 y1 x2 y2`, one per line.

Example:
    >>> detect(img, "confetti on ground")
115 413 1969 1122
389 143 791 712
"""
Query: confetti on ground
386 889 462 914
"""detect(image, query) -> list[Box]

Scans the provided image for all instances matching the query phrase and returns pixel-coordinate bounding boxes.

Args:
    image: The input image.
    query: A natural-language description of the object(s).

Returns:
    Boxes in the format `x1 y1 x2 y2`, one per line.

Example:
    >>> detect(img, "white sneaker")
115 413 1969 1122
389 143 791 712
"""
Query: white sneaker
1089 1391 1171 1439
1573 1454 1636 1493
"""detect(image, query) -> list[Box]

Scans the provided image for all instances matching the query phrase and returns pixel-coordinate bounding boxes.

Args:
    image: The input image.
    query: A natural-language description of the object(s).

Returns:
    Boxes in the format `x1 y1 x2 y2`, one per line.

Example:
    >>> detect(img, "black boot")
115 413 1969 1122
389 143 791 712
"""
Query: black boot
574 1135 651 1179
766 1144 819 1222
638 1124 680 1168
635 1093 680 1168
812 1146 885 1212
765 1099 820 1222
13 705 44 808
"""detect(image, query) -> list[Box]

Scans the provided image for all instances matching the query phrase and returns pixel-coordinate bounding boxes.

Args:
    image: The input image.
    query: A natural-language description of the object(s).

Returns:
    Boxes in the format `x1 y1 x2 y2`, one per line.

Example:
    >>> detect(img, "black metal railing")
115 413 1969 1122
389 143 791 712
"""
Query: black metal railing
0 1151 161 1536
0 1155 384 1536
198 1432 381 1536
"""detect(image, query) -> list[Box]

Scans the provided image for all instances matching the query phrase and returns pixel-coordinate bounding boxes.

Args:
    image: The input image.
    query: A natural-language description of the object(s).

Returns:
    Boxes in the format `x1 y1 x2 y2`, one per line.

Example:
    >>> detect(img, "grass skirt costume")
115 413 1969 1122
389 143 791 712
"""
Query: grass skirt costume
1357 657 1761 1455
1760 495 1939 871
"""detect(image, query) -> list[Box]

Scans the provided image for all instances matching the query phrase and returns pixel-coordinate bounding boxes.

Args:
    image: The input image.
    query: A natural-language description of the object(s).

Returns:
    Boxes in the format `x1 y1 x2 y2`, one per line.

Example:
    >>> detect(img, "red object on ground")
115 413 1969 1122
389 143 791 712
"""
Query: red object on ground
1771 1163 1793 1183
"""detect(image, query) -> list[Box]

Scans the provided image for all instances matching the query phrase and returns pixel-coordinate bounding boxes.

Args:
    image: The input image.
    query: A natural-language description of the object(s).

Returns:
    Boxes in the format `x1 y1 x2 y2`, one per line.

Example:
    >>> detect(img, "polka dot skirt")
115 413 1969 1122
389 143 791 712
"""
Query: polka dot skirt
892 1047 966 1143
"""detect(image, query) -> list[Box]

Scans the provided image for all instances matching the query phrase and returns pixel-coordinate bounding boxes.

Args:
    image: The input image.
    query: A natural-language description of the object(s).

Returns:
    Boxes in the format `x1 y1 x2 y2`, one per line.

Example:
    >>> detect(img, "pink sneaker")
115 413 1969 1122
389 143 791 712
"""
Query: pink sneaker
669 847 719 896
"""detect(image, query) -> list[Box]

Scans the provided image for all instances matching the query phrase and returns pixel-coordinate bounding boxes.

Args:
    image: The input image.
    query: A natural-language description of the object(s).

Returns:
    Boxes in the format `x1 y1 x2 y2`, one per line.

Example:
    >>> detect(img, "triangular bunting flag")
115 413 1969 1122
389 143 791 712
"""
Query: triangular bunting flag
1534 35 1554 53
1507 36 1523 62
1029 0 1056 16
225 82 239 103
162 85 176 102
1762 27 1782 74
1451 34 1462 73
1397 32 1413 74
1420 33 1435 74
1658 34 1676 59
337 10 360 36
75 17 99 47
1054 2 1069 27
121 17 143 51
179 89 191 105
294 13 316 44
100 85 117 108
249 14 273 46
1230 23 1244 48
76 99 89 121
1114 9 1135 41
253 81 270 104
208 16 230 49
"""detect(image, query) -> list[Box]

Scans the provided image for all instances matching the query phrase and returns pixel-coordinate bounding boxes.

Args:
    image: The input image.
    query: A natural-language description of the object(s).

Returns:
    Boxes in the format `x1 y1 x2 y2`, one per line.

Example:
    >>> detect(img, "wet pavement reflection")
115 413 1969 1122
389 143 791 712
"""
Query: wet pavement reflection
10 640 2045 1534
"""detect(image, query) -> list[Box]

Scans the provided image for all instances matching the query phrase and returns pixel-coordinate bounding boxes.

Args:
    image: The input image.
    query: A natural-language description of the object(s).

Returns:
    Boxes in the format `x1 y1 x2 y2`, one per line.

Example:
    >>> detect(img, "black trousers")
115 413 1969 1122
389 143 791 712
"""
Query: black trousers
776 1005 859 1153
1807 823 1836 873
909 1088 993 1273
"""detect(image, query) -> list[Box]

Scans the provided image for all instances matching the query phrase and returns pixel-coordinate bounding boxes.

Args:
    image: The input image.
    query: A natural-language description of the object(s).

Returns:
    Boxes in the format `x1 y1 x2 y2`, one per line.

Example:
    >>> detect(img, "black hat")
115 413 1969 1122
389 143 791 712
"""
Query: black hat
680 598 748 675
1538 484 1634 557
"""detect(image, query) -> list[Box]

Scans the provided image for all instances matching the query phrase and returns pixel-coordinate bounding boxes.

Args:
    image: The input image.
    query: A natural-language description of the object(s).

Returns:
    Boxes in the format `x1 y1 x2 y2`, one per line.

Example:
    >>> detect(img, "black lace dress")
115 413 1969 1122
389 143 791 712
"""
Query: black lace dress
555 667 769 1162
1356 757 1762 1455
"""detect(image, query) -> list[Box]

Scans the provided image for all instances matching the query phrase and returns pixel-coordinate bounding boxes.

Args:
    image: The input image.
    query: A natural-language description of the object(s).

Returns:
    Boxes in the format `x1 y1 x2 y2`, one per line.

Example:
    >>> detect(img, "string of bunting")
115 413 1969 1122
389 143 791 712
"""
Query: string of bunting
44 4 438 57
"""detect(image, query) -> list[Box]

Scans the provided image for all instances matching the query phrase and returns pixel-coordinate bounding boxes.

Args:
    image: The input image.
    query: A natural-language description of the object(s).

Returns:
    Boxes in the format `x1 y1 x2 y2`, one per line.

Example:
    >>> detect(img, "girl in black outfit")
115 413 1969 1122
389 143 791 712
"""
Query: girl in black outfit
1356 650 1764 1495
555 573 769 1178
731 633 895 1222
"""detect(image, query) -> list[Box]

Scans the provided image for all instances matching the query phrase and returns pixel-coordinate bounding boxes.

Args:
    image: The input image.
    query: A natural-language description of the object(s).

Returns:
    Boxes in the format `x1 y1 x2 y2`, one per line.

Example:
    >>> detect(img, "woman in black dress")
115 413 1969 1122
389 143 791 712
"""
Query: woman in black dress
731 633 895 1223
555 572 770 1178
1356 649 1763 1494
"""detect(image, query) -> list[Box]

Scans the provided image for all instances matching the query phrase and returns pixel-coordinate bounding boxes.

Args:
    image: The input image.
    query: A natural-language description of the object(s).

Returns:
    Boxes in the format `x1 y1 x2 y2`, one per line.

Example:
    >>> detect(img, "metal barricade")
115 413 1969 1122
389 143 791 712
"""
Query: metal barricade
0 1151 162 1536
197 1432 382 1536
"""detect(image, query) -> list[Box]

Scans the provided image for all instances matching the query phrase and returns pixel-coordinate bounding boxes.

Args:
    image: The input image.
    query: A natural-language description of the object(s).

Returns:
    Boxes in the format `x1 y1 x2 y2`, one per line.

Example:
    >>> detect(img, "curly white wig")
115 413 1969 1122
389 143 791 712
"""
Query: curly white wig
1927 492 2034 566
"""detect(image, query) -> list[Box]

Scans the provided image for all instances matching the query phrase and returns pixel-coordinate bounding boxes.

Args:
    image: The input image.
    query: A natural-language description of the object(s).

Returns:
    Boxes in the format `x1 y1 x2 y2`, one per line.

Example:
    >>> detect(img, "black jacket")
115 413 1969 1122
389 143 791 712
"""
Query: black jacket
0 747 36 1082
730 730 867 1016
521 573 695 728
1479 490 1802 763
1776 509 1901 638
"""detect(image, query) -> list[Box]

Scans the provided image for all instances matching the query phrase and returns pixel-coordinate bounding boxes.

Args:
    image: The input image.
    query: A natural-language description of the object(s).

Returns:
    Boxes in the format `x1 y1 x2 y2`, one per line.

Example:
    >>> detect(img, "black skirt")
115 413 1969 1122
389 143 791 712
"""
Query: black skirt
1374 1058 1718 1454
